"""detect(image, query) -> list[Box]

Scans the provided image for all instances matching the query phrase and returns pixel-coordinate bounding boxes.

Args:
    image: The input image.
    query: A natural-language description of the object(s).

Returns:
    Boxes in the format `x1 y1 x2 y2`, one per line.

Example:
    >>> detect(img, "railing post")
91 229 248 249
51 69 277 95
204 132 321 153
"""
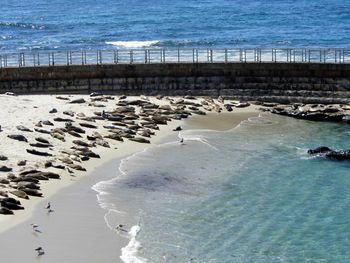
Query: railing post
130 50 133 64
192 49 195 63
210 49 213 63
37 53 40 66
163 49 166 63
225 48 228 63
18 53 22 67
81 51 84 65
178 48 180 63
52 53 55 66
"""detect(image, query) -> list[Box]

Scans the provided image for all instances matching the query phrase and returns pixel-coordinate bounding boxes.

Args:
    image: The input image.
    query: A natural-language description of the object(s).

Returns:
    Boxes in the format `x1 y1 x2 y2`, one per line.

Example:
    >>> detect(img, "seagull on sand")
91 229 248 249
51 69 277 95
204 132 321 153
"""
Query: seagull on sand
35 247 45 256
115 224 127 232
31 223 41 233
46 202 54 213
179 137 184 144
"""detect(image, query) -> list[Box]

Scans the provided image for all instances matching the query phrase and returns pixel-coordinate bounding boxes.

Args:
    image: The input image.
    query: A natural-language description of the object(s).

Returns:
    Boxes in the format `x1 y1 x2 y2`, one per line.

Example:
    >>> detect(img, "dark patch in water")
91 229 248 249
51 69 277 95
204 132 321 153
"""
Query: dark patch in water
123 173 182 192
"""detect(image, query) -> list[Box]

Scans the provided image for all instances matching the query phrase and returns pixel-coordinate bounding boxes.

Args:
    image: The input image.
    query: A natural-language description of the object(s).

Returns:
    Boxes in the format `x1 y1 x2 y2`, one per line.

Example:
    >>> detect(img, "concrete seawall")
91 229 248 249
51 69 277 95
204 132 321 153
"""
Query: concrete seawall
1 63 350 103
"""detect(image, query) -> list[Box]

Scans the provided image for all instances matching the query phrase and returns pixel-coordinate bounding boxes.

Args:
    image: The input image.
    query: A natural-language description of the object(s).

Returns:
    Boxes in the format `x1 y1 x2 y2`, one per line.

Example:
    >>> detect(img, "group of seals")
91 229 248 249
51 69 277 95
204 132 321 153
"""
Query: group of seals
0 94 242 214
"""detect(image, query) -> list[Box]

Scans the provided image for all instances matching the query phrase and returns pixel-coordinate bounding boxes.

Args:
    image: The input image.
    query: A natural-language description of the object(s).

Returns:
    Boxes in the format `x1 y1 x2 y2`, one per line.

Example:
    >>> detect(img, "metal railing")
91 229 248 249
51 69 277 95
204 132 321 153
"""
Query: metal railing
0 48 349 68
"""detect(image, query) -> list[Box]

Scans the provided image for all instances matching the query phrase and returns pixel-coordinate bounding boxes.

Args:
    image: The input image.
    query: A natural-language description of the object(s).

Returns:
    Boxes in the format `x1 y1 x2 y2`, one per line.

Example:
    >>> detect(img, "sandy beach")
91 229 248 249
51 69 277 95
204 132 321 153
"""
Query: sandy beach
0 94 259 262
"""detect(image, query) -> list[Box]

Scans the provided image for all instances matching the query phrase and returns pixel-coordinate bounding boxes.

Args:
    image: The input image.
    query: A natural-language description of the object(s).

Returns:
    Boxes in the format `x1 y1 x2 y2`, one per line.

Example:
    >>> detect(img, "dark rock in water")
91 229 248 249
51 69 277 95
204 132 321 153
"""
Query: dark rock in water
16 125 32 132
307 146 332 154
308 146 350 161
26 149 53 157
49 108 58 113
0 166 12 172
69 98 86 104
173 126 182 131
325 150 350 161
342 115 350 124
8 134 28 142
0 207 14 215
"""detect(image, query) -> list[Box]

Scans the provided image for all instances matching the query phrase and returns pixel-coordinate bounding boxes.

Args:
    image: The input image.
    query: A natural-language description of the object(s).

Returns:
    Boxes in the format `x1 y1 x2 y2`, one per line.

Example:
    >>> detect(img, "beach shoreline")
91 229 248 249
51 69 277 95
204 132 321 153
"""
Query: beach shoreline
0 94 259 262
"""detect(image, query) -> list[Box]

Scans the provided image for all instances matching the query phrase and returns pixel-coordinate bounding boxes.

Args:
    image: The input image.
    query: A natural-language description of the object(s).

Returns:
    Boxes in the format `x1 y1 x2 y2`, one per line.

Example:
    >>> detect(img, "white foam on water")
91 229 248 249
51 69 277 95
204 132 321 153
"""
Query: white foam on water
120 225 148 263
105 40 159 48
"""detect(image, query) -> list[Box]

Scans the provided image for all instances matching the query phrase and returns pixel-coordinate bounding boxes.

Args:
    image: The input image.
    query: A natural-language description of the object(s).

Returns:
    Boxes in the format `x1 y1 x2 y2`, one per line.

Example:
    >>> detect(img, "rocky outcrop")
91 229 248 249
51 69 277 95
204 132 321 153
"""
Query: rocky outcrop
263 103 350 123
308 147 350 160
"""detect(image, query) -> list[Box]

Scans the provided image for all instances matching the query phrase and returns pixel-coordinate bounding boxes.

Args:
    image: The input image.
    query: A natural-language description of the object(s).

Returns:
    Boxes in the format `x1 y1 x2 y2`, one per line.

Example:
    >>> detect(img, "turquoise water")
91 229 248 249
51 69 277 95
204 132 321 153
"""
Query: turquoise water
1 0 350 52
95 114 350 262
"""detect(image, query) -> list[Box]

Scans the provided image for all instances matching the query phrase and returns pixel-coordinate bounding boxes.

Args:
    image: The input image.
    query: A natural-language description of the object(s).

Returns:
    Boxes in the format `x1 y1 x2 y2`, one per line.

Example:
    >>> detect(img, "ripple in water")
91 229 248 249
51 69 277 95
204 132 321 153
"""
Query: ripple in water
94 115 350 262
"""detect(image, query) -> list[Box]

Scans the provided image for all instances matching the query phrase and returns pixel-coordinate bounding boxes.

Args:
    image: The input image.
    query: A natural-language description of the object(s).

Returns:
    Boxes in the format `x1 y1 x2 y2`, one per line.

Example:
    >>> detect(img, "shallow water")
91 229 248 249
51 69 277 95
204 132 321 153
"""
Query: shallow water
94 114 350 263
1 0 350 52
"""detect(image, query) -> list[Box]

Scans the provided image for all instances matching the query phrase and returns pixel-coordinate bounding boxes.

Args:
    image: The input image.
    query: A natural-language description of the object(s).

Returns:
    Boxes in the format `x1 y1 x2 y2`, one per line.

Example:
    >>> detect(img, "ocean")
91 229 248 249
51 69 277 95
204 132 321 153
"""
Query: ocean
93 114 350 263
3 1 350 262
1 0 350 53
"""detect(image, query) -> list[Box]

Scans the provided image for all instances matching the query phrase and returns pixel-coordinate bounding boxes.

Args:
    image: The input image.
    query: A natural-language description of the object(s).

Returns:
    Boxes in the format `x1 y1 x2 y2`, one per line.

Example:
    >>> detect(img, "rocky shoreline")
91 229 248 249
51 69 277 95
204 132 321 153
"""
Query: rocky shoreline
0 94 251 215
260 102 350 123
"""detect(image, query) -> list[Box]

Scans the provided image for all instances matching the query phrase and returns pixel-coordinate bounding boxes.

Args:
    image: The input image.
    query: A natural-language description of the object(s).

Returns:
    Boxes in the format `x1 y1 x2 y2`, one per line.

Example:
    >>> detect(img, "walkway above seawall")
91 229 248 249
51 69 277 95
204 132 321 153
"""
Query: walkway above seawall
1 48 350 103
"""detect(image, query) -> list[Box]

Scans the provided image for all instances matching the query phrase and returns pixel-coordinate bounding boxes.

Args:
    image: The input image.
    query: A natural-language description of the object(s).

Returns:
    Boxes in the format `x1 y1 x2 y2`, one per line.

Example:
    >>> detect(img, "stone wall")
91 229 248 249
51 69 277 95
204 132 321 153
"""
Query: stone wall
1 62 350 103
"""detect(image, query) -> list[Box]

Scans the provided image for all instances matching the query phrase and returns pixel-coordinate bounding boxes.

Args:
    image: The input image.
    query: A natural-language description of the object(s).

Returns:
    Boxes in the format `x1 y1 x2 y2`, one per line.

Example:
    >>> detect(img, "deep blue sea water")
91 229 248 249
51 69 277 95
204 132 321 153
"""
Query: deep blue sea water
94 114 350 262
1 0 350 53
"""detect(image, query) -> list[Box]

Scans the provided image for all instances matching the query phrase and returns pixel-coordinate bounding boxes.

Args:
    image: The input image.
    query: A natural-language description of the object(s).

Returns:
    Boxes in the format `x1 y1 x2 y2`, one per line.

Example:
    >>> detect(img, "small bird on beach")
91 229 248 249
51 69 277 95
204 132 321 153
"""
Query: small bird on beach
31 223 41 233
35 247 45 256
116 224 127 232
179 137 184 144
46 202 54 213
